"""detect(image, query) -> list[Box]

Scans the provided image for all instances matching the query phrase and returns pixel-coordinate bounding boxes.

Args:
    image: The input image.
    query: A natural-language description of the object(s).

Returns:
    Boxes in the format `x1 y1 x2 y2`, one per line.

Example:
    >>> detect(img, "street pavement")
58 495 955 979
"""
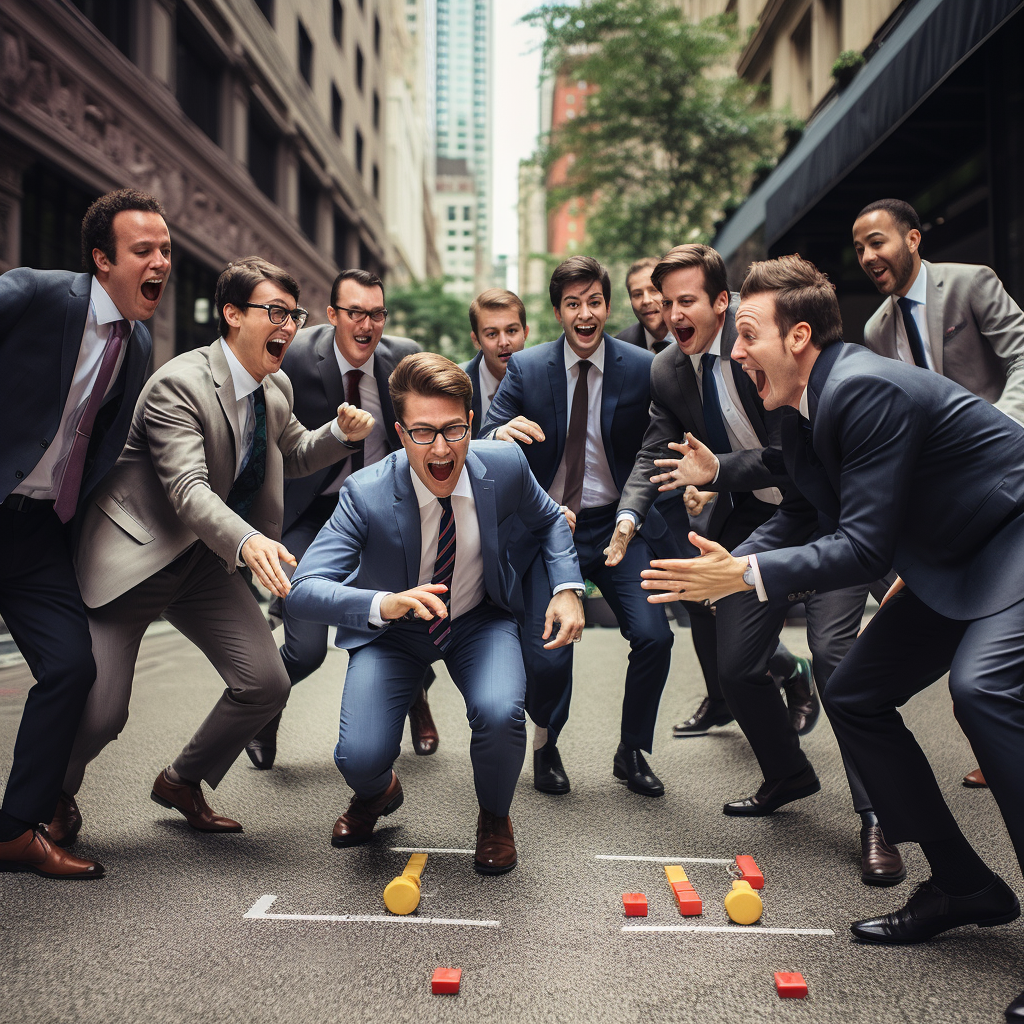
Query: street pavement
1 616 1020 1024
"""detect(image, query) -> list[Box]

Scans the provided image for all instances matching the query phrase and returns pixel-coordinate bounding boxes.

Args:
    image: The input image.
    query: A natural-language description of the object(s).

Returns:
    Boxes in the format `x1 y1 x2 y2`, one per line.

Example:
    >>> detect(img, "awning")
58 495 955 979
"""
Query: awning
713 0 1024 261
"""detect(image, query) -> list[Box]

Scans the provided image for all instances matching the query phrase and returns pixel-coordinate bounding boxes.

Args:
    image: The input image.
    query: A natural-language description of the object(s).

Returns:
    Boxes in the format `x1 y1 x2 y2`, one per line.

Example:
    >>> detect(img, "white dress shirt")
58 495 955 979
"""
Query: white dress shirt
321 348 387 494
643 327 665 352
476 357 501 427
893 264 934 369
16 277 132 499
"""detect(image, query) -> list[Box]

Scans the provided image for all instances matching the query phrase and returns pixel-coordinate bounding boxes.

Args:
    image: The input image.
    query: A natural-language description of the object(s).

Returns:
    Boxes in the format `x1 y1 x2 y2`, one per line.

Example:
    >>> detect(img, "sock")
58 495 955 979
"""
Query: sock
533 727 548 752
860 810 879 829
920 835 994 896
0 809 34 843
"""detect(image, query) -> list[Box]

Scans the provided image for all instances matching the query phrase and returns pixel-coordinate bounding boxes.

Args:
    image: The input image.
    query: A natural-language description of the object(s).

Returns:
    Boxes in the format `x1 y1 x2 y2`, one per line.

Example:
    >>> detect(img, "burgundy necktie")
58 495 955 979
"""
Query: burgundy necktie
345 369 365 473
561 360 592 515
54 319 128 523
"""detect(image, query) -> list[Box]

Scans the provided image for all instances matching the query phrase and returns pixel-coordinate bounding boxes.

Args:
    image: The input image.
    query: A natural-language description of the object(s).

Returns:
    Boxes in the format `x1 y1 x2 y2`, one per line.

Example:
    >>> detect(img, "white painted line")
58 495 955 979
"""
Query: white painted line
390 847 475 854
244 896 500 929
595 855 734 865
623 924 834 936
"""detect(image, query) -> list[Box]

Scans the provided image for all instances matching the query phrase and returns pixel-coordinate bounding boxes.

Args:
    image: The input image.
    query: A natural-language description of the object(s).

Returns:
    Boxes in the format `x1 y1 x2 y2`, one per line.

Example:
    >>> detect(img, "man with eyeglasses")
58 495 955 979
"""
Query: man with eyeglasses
49 257 361 845
244 269 436 771
287 352 584 872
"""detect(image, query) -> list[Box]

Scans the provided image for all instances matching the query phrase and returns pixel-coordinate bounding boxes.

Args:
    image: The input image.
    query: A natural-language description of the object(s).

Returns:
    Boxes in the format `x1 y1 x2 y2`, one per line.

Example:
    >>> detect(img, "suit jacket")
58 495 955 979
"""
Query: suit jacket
734 342 1024 620
862 260 1024 424
286 441 583 651
615 322 648 350
617 296 788 542
461 350 485 437
75 341 346 608
281 326 421 532
0 268 152 513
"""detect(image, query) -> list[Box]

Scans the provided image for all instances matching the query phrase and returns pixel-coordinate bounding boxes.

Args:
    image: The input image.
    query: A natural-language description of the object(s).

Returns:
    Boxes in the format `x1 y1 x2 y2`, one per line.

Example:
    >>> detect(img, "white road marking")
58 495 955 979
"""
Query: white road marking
595 855 734 865
390 847 476 854
243 895 500 929
623 924 834 936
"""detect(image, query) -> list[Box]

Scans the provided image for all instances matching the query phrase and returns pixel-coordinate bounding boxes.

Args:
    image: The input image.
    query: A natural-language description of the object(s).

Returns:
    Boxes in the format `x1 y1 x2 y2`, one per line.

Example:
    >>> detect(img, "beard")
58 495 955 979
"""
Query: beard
878 243 916 295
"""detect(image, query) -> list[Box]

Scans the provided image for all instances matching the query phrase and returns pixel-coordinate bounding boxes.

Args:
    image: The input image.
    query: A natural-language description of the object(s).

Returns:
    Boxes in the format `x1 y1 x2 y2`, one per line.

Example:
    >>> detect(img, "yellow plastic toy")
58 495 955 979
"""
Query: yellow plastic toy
664 865 688 885
724 879 763 924
383 853 428 915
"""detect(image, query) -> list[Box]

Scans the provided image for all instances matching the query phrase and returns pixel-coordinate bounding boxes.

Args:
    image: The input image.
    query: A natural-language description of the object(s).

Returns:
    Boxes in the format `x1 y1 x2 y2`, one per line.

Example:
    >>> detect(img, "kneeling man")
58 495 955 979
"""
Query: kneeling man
287 353 584 873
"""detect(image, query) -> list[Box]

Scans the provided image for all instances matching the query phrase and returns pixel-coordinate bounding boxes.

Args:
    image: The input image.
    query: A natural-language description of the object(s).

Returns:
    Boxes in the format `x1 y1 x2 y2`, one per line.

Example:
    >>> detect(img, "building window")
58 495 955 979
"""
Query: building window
298 19 314 85
355 45 364 92
70 0 133 58
354 128 364 174
374 14 381 56
20 164 95 272
252 0 274 24
463 206 471 220
174 253 221 355
332 0 343 45
331 84 343 137
248 103 278 200
333 207 350 267
176 8 222 144
372 91 380 130
298 165 319 243
447 206 456 221
372 164 380 199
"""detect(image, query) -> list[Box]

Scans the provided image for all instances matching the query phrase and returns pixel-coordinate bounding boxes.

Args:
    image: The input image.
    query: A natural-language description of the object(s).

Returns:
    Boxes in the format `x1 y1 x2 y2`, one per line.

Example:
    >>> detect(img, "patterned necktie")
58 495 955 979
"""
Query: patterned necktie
561 359 592 515
54 319 128 523
345 369 365 473
226 386 267 521
896 297 928 368
428 496 456 648
699 353 731 455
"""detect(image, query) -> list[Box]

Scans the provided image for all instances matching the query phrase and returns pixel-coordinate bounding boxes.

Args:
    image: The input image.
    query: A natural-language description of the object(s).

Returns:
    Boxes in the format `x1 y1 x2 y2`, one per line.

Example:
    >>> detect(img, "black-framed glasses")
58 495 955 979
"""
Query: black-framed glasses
400 422 471 445
243 302 309 328
332 304 388 324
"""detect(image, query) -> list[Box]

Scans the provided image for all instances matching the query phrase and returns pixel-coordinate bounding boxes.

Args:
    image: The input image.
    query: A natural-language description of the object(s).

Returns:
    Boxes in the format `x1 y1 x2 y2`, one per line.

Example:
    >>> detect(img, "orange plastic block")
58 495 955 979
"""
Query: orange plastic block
664 865 689 884
675 890 702 916
774 972 807 999
622 893 648 916
432 968 462 995
735 855 764 890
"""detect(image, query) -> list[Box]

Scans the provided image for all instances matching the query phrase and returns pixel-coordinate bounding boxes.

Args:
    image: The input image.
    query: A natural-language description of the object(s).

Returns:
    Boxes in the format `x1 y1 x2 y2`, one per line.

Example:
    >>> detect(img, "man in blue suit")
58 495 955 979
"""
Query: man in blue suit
646 255 1024 1021
287 353 584 874
481 256 675 798
0 188 168 879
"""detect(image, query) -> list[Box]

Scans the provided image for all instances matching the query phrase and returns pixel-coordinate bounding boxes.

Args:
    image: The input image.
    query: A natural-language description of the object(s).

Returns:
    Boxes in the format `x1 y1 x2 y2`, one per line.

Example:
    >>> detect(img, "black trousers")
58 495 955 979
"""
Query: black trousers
0 503 96 826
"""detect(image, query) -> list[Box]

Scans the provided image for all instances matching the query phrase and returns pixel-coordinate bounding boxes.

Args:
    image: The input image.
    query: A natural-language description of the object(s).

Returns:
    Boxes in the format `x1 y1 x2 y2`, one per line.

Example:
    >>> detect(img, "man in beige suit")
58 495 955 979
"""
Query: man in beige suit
48 257 372 845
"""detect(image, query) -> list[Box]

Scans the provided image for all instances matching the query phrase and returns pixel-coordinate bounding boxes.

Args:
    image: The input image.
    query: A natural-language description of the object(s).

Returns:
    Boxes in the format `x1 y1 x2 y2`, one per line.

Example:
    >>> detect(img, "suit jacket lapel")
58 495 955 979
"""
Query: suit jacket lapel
61 274 92 405
547 339 569 462
466 450 500 599
878 300 899 360
923 261 945 374
468 352 483 436
315 330 345 418
393 458 421 588
600 335 624 458
211 341 242 467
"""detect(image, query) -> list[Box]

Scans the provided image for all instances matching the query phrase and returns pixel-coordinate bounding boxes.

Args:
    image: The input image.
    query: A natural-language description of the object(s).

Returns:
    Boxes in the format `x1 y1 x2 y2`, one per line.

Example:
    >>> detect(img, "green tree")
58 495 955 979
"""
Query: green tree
524 0 785 260
386 278 476 362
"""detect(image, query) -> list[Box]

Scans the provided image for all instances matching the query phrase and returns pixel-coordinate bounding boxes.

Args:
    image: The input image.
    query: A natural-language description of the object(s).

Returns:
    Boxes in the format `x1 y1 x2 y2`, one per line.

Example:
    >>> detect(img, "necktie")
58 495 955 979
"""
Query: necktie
54 319 128 523
652 340 669 354
561 359 592 515
896 296 928 368
699 353 731 455
345 369 365 473
428 496 456 649
226 386 267 521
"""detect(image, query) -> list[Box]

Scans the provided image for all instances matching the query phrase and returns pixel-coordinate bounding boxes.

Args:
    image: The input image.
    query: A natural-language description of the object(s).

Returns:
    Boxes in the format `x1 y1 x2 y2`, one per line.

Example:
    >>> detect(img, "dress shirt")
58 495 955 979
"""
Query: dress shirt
643 327 666 352
548 339 619 510
321 348 387 494
16 277 132 498
893 264 934 370
477 358 501 426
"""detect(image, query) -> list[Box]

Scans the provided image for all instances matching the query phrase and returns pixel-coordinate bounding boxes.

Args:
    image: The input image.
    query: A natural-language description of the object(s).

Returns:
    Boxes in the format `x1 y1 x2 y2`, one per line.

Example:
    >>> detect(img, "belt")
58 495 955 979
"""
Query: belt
1 493 55 513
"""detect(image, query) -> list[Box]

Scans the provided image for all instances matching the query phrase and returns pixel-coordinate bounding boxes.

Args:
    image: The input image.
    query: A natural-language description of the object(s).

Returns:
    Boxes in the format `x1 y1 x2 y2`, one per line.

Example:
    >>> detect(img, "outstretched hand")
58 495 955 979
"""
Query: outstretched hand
242 535 298 599
379 584 449 622
640 532 752 605
650 433 719 491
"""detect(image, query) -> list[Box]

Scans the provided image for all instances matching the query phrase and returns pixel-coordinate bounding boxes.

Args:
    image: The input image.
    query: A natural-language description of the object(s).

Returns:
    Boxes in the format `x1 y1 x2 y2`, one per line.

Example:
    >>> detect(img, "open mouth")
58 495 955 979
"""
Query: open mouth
353 333 373 347
498 351 511 362
674 325 695 345
575 323 597 341
428 460 454 482
745 367 768 397
266 339 286 360
141 279 162 301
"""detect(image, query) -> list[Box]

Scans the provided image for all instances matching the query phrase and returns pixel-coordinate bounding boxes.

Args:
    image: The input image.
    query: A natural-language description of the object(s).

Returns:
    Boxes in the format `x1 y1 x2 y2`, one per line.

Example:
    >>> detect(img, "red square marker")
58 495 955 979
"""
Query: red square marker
432 968 462 994
774 972 807 999
736 855 764 890
622 893 648 917
676 890 702 916
671 880 694 896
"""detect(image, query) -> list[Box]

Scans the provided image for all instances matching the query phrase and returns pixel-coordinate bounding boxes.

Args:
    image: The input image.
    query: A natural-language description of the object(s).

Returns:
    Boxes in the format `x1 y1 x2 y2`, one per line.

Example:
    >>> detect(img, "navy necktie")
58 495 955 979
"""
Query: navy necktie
896 297 928 368
699 353 731 455
428 496 456 649
227 386 267 521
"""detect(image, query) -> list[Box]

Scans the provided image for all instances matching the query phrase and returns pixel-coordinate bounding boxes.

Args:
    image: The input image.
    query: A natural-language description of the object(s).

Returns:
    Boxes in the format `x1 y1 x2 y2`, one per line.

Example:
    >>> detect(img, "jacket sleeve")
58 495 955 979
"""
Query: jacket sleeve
971 266 1024 426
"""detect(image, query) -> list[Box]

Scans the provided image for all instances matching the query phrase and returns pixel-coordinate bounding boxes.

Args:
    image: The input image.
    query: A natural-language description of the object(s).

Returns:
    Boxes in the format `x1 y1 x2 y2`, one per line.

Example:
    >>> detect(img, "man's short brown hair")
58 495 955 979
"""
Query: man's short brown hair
81 188 166 274
739 255 843 350
468 288 527 335
651 244 728 304
625 257 660 291
389 352 474 421
549 255 611 308
214 256 300 336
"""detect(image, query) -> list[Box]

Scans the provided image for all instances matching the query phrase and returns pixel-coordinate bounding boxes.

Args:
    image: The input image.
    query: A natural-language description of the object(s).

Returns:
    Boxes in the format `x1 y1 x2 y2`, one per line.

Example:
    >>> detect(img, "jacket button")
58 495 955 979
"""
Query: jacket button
15 470 23 479
40 439 49 448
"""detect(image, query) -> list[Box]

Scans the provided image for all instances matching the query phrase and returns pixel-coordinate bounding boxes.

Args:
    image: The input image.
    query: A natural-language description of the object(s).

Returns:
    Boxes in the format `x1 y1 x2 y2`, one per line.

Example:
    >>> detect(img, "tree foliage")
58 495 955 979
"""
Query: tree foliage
386 278 475 362
524 0 785 260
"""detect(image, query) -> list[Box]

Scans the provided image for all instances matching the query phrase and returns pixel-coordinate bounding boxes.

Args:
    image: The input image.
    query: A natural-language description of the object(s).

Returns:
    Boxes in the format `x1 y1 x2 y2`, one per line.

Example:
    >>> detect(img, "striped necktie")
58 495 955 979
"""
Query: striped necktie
428 496 456 648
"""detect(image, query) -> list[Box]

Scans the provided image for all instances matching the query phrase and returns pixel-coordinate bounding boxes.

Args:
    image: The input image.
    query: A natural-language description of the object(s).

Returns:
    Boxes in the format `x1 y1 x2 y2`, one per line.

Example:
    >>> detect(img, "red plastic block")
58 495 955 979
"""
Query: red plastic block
622 893 648 917
774 972 807 999
735 855 764 890
671 880 694 896
675 889 702 916
432 968 462 995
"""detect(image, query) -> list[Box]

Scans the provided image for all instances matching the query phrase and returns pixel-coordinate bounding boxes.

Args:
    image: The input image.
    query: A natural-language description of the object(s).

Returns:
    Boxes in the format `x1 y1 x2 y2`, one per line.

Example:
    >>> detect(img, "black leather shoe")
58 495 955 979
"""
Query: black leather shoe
672 698 733 737
613 743 665 797
245 712 281 770
723 764 820 816
781 656 820 736
1006 986 1024 1021
861 825 906 886
533 742 570 795
851 876 1020 945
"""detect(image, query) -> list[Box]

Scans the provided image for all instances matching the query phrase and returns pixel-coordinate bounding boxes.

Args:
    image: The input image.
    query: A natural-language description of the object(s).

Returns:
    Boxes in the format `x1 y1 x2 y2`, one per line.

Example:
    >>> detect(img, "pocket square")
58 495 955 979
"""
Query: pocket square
944 321 966 337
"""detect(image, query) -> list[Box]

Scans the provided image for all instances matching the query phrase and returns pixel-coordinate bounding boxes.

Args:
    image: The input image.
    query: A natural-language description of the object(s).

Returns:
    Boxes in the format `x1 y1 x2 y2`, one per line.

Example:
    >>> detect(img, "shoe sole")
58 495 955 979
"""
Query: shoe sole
612 765 665 797
852 904 1021 944
0 862 104 879
534 780 570 795
149 791 244 832
962 779 988 788
473 856 517 875
673 721 734 738
862 868 908 887
723 778 822 817
330 790 405 848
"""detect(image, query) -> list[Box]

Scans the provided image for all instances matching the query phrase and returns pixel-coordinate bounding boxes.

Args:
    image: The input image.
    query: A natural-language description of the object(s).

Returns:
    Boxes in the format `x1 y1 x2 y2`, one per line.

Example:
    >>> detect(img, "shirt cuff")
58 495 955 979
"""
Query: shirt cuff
552 582 584 596
747 554 768 603
710 455 721 485
369 591 392 628
616 510 640 528
236 530 259 567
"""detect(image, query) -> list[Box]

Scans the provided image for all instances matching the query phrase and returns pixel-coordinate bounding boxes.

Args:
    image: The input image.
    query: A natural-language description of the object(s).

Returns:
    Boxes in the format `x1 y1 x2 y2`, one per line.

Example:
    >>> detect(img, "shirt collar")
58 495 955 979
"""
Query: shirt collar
91 277 134 329
334 344 375 381
643 327 662 351
219 338 263 400
688 322 725 374
409 458 473 508
477 356 500 399
902 261 928 306
563 336 605 374
799 386 810 420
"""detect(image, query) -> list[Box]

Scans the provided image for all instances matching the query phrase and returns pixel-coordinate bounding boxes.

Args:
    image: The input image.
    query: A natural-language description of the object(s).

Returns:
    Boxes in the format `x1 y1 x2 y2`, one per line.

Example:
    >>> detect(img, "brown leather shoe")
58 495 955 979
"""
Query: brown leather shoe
0 829 104 879
408 688 439 755
331 771 404 847
474 808 517 875
861 824 906 886
963 767 987 788
150 769 243 832
45 791 83 848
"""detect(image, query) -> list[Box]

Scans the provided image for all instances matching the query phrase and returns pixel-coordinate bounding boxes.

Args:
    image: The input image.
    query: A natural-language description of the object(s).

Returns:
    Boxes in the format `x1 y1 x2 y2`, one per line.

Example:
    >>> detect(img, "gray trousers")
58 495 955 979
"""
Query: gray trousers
64 544 290 794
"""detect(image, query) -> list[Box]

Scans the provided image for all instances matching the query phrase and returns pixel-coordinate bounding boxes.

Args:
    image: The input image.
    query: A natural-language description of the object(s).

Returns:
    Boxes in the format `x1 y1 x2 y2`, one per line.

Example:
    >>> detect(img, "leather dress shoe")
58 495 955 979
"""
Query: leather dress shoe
613 743 665 797
45 791 83 848
851 876 1019 944
474 808 517 875
963 767 988 788
723 764 820 816
332 771 404 847
0 828 104 879
534 741 570 794
151 769 243 832
1006 987 1024 1021
672 697 734 737
245 712 281 770
781 656 820 736
408 687 439 755
860 825 906 886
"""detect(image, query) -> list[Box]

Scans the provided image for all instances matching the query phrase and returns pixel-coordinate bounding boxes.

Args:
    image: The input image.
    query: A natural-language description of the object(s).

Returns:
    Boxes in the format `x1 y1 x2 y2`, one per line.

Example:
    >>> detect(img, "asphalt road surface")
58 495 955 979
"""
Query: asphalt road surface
1 616 1020 1024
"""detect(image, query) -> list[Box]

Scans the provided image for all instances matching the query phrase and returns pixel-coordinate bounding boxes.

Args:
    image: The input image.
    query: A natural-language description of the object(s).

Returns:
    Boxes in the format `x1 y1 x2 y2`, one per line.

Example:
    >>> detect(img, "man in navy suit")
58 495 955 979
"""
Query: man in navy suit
481 256 674 798
646 255 1024 1021
0 188 168 879
287 353 584 873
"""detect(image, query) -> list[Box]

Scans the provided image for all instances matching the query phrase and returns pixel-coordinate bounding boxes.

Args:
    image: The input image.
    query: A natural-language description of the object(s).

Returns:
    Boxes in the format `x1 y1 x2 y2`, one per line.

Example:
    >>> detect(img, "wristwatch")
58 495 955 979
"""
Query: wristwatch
742 557 755 588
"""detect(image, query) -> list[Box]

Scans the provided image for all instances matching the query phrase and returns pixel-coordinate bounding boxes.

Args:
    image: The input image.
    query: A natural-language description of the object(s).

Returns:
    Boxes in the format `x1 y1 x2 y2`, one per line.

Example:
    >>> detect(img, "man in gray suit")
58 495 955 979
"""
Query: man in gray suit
615 257 671 353
51 257 364 845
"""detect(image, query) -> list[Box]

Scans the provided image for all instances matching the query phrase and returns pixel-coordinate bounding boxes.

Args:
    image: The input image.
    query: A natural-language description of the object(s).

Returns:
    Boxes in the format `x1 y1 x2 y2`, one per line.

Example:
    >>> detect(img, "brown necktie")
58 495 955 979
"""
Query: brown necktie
345 369 364 473
561 359 592 515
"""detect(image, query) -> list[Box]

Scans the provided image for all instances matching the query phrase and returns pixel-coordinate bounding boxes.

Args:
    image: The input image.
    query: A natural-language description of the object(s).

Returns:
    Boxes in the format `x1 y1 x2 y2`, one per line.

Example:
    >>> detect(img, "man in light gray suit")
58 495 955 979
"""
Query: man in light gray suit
50 257 368 846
